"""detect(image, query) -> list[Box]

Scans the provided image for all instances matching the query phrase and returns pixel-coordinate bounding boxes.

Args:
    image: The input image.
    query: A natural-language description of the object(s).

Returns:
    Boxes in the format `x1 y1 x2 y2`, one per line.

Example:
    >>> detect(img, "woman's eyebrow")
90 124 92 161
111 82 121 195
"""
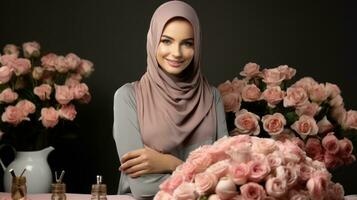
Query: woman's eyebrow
161 35 194 41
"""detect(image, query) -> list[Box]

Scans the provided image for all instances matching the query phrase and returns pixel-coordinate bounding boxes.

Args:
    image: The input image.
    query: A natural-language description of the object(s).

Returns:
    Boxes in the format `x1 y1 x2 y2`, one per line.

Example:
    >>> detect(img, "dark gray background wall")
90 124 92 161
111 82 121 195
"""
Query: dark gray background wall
1 0 356 195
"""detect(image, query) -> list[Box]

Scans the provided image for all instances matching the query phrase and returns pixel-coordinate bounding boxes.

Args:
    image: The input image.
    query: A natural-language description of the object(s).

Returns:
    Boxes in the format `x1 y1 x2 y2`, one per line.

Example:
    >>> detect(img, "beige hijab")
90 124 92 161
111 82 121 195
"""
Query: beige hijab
133 1 216 153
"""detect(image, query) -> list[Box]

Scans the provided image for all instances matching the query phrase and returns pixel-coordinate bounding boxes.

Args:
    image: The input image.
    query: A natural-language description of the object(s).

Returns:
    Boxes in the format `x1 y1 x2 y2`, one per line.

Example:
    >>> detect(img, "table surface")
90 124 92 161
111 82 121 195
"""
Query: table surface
0 192 135 200
1 192 357 200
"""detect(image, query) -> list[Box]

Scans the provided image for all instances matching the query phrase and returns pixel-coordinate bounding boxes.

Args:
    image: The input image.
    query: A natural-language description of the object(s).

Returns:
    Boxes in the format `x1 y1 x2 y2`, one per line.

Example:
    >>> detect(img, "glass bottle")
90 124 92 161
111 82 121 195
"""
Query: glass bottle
11 176 27 200
51 183 66 200
91 175 107 200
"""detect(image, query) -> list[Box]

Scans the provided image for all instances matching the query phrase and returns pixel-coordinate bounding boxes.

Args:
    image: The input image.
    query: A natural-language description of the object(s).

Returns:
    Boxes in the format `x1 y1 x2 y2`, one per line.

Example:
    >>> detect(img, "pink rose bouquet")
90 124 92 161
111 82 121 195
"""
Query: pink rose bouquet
154 135 345 200
217 63 356 169
0 42 94 150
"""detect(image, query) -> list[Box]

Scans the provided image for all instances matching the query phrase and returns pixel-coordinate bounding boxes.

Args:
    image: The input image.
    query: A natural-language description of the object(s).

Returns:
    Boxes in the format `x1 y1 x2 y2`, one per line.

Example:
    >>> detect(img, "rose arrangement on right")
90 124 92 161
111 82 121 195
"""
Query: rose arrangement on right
217 63 356 169
155 135 345 200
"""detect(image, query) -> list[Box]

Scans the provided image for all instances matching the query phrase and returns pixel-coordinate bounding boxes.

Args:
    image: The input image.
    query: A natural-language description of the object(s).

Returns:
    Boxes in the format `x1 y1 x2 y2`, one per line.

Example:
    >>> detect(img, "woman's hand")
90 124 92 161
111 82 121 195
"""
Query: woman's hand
119 145 183 178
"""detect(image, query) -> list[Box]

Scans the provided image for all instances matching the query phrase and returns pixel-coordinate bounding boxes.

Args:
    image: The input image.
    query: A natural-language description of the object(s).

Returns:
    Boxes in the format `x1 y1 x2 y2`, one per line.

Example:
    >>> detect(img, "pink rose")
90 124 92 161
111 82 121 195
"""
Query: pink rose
261 86 285 108
327 183 344 200
234 109 260 135
293 77 318 91
240 182 266 200
159 173 185 194
288 190 310 200
154 191 172 200
329 95 343 108
34 84 52 101
16 100 36 115
55 85 74 104
240 62 260 79
298 163 314 181
58 104 77 121
248 159 270 182
226 142 252 163
295 102 320 117
39 107 59 128
330 105 346 124
325 83 341 99
231 78 247 93
22 41 40 58
229 162 250 185
55 56 70 73
317 116 333 134
77 59 94 77
280 140 306 163
324 152 343 169
186 151 213 173
305 138 323 161
275 165 298 188
262 113 286 136
291 115 318 137
266 152 283 170
251 137 277 155
342 110 357 129
290 137 305 150
283 86 308 108
338 138 353 158
322 133 339 155
206 160 230 180
218 80 234 96
307 174 329 200
78 93 91 104
41 53 57 71
3 44 19 57
12 58 31 76
215 177 237 200
222 93 241 112
32 66 44 80
1 106 28 125
265 177 287 198
0 54 17 66
262 68 285 86
208 194 222 200
176 162 196 181
172 183 196 200
0 66 13 84
0 88 18 103
194 172 217 195
71 83 89 99
277 65 296 80
308 83 328 103
65 53 81 70
241 84 261 102
65 73 82 86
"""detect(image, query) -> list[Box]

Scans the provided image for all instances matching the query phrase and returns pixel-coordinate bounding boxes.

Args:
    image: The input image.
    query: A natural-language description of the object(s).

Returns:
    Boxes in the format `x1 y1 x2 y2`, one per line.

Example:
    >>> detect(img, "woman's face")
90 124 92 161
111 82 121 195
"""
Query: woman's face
156 18 194 75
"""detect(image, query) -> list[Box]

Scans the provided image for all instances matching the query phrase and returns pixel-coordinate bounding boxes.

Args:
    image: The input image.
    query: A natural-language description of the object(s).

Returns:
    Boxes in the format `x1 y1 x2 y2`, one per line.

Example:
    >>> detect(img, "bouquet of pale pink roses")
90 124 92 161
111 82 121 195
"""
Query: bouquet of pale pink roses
155 135 345 200
217 63 356 169
0 41 94 150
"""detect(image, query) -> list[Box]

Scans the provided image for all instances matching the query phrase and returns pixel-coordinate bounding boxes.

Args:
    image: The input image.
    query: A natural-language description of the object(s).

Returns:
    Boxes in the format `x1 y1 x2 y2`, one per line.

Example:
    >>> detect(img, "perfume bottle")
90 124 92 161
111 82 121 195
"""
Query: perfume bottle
51 170 66 200
10 168 27 200
91 175 107 200
11 176 27 200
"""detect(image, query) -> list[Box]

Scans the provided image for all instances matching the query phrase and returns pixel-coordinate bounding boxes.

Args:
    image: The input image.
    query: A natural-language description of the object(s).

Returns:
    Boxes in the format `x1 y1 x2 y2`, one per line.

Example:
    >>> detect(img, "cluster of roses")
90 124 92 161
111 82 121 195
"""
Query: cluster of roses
217 63 356 169
154 135 344 200
0 42 93 130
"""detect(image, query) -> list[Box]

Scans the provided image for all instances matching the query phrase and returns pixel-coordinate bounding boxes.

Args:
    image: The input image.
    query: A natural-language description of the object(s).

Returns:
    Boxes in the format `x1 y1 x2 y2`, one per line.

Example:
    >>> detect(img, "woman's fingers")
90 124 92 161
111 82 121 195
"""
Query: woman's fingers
129 169 149 178
120 156 142 171
125 162 148 174
120 148 144 163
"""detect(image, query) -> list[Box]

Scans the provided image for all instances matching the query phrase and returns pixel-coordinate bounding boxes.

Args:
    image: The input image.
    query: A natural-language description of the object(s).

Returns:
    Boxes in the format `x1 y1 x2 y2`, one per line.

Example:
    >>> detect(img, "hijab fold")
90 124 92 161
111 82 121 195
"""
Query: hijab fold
133 1 217 153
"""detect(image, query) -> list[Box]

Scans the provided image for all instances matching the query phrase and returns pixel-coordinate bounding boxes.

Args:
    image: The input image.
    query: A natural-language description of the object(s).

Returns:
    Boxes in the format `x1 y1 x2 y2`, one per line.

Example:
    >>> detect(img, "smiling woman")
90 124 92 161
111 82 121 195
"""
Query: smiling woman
112 1 228 199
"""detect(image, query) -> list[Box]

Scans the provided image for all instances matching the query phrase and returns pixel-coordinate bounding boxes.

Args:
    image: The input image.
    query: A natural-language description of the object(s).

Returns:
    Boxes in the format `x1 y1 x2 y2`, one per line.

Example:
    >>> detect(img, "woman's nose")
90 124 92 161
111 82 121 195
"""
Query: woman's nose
171 44 182 58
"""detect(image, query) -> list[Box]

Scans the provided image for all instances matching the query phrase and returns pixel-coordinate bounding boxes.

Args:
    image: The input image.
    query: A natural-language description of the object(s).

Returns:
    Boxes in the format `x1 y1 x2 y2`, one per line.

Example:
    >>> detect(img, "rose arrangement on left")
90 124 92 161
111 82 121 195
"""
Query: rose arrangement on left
0 41 94 150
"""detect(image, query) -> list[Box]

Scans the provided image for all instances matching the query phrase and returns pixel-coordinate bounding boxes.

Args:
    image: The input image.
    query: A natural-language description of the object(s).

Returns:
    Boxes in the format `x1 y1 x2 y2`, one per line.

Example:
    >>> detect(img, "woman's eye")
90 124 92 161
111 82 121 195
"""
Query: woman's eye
161 39 171 45
183 41 193 47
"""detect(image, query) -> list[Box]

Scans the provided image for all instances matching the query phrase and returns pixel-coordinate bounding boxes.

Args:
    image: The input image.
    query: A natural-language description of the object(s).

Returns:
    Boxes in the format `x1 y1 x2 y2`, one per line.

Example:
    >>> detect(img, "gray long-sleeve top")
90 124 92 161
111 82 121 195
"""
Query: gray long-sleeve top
113 83 228 199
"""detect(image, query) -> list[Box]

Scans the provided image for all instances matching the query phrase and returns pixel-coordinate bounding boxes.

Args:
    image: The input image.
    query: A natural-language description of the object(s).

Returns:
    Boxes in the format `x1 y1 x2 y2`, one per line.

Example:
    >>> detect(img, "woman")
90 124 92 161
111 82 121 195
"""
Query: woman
113 1 228 199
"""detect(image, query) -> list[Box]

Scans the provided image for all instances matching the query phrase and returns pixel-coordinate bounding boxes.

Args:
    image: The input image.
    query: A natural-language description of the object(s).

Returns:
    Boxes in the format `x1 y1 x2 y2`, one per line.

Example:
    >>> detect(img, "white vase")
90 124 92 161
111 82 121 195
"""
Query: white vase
2 146 54 193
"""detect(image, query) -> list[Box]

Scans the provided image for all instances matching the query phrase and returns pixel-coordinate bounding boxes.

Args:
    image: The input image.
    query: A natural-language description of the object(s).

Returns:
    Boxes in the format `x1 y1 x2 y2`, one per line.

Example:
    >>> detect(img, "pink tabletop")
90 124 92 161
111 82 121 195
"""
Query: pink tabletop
0 192 136 200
